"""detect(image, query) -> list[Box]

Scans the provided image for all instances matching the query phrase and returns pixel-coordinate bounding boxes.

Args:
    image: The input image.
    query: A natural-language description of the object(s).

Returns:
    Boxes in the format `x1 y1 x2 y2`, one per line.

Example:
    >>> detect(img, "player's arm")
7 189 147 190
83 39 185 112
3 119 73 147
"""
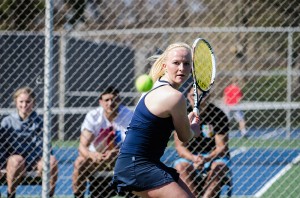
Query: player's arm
204 133 229 162
78 129 101 161
170 92 200 142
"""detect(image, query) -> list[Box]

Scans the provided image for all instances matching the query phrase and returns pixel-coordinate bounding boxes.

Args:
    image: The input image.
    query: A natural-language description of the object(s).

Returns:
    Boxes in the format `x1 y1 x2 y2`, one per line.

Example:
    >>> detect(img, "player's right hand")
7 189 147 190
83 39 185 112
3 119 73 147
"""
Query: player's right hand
188 111 200 124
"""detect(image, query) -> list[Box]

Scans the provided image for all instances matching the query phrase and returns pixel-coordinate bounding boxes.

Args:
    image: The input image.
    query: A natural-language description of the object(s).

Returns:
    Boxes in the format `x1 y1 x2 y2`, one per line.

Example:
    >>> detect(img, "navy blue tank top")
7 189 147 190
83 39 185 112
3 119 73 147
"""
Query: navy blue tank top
120 80 174 160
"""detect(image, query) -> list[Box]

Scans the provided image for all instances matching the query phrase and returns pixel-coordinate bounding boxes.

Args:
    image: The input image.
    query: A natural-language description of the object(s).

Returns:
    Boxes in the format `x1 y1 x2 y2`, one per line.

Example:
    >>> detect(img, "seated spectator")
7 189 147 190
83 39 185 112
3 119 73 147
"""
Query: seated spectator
72 86 133 198
1 87 58 198
0 126 9 181
174 86 231 198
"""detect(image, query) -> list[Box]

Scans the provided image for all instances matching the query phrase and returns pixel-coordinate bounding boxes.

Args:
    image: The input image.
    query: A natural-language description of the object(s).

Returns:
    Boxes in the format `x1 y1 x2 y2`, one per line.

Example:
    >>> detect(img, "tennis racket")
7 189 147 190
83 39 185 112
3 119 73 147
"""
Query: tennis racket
191 38 216 115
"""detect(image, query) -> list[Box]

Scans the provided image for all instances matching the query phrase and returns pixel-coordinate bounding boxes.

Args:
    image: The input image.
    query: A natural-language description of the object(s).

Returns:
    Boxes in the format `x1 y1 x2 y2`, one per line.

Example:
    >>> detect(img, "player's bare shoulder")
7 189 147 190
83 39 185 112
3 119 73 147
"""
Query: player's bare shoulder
145 85 185 117
155 85 184 106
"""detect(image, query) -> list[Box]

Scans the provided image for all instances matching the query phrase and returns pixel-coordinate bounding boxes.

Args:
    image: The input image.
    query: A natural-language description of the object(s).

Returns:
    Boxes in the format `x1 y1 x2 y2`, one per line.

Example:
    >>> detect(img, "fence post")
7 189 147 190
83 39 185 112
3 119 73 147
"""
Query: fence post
286 31 293 139
58 34 67 141
43 0 54 197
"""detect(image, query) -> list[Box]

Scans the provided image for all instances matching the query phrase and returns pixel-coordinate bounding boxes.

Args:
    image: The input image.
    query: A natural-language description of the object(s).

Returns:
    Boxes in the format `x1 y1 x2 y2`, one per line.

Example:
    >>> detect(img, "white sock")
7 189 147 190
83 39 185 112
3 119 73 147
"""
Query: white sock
241 128 247 136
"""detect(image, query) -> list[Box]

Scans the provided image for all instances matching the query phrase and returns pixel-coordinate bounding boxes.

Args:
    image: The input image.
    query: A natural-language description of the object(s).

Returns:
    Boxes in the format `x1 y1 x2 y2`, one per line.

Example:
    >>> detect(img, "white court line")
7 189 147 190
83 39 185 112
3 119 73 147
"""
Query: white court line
254 154 300 198
261 131 278 139
231 147 248 157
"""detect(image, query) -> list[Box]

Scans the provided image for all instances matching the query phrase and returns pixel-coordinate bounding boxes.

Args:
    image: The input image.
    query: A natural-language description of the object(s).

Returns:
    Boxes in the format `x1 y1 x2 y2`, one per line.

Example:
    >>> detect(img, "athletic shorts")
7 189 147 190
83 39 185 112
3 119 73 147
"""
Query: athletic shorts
0 127 8 169
224 108 244 122
0 151 8 170
231 110 244 122
112 153 179 193
25 153 43 171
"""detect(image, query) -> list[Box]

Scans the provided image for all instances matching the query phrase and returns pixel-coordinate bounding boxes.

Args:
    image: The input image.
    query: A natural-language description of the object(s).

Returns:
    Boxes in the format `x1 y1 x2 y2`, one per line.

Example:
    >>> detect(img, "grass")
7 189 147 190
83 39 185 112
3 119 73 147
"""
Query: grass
229 137 300 149
52 140 79 148
263 165 300 198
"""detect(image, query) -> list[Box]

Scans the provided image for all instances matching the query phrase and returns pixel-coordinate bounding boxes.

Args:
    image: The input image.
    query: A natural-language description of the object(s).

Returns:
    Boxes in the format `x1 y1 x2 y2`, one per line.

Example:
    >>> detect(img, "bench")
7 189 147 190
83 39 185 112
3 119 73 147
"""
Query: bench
88 170 116 198
0 169 42 185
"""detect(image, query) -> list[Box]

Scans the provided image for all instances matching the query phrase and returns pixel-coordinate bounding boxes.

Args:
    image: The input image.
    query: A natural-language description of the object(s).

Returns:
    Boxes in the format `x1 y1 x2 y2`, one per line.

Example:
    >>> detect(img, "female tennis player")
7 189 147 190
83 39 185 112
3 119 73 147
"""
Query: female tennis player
112 42 201 198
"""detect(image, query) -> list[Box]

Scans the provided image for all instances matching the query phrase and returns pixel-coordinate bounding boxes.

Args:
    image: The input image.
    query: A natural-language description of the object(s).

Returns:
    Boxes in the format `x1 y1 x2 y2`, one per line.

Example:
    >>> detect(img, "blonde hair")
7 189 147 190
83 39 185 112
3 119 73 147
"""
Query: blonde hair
148 42 191 82
13 86 36 104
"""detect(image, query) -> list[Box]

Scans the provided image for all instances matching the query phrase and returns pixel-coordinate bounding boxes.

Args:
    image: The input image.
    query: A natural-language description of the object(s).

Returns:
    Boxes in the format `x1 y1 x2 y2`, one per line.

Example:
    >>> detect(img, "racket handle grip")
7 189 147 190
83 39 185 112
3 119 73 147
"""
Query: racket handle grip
193 107 199 115
192 108 199 124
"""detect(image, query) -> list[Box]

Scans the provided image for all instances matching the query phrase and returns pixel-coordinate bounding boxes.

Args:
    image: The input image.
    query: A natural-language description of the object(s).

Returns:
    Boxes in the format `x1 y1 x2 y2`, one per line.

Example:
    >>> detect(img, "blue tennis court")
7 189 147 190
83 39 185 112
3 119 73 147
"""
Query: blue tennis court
230 148 300 196
1 128 300 197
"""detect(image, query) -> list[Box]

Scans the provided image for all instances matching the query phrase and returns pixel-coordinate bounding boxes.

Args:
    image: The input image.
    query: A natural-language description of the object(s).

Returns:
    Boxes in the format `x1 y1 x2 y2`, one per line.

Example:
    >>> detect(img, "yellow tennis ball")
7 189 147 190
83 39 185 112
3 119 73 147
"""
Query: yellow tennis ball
135 74 153 92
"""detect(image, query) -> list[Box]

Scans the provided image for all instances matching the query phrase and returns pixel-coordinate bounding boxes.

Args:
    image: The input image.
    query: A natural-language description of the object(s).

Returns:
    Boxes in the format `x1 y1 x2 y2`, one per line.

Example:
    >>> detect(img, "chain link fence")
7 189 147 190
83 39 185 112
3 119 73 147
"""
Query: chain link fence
0 0 300 197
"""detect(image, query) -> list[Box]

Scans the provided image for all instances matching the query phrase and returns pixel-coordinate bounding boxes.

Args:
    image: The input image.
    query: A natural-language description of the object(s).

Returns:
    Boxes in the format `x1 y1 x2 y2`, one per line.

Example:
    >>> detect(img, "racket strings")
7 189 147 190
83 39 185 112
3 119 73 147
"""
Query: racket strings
193 41 213 91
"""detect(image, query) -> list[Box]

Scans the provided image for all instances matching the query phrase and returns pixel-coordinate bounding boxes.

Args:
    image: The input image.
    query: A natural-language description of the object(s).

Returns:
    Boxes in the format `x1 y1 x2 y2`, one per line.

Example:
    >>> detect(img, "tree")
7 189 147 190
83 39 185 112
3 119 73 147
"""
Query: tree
0 0 44 31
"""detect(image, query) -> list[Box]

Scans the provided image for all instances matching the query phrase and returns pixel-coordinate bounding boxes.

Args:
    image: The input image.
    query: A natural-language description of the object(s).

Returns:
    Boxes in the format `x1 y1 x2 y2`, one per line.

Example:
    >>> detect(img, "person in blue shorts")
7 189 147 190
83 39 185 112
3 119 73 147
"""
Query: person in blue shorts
223 79 248 138
174 86 231 198
112 42 202 198
1 87 58 198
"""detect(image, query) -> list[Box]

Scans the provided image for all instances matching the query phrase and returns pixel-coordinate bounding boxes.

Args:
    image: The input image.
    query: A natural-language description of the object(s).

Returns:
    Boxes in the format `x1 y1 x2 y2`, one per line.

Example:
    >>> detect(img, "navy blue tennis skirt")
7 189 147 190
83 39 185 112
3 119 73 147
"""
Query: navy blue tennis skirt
112 153 179 193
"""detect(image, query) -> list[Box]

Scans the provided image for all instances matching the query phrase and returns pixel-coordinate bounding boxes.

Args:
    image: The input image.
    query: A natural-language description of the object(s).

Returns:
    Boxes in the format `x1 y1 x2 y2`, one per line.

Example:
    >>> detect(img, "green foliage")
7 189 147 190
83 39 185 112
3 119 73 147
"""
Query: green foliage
229 137 300 149
243 76 287 102
53 140 79 148
0 0 45 30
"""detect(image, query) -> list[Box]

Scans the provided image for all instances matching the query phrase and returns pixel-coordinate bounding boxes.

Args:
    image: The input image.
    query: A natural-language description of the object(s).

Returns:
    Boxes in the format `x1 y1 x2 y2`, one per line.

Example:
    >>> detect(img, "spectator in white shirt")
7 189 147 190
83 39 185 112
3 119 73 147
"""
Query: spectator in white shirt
72 86 133 198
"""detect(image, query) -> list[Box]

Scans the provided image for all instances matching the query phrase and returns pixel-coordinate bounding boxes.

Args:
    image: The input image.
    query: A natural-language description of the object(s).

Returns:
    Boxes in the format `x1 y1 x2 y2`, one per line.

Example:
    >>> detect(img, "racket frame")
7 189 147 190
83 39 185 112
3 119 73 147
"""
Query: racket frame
191 38 216 115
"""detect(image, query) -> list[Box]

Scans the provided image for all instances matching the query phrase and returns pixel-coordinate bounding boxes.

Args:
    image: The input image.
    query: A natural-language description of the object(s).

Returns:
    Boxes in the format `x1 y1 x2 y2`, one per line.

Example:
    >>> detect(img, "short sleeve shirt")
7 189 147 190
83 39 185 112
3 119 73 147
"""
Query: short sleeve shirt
0 111 43 157
81 105 133 152
224 84 243 106
187 103 230 156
